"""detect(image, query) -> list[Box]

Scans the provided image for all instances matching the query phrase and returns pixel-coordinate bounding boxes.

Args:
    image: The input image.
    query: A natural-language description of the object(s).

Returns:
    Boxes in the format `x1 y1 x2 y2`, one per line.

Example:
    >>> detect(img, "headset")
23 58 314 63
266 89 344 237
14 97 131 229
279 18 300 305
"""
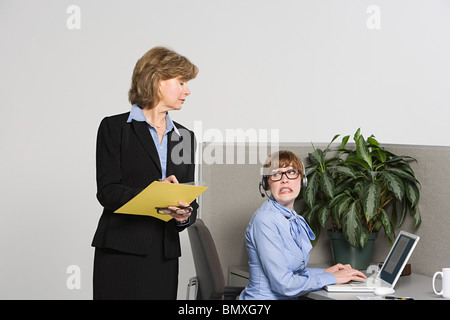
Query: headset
258 159 308 198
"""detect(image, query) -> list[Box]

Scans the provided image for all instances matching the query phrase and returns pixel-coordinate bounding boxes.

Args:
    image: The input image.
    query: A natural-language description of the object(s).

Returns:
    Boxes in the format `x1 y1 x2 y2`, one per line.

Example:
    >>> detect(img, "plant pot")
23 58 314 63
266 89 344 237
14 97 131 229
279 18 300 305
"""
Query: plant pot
327 230 378 270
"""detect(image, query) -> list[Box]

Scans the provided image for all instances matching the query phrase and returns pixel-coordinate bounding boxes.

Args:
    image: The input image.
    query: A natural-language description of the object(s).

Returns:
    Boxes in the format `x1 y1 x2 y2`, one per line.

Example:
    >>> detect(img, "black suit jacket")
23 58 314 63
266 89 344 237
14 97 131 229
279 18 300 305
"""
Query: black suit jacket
91 112 198 258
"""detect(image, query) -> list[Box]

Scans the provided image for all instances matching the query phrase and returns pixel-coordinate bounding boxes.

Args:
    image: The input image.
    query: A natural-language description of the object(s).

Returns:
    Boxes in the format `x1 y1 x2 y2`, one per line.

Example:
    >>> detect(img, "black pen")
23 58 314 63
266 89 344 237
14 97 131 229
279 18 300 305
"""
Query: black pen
384 296 414 300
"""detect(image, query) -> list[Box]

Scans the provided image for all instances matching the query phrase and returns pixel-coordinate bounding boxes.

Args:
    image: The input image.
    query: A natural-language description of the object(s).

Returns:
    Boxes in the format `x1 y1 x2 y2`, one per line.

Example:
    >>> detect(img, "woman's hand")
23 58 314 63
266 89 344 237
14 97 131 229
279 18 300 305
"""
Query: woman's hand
158 176 191 223
325 263 367 284
160 175 179 184
168 201 192 223
324 263 352 274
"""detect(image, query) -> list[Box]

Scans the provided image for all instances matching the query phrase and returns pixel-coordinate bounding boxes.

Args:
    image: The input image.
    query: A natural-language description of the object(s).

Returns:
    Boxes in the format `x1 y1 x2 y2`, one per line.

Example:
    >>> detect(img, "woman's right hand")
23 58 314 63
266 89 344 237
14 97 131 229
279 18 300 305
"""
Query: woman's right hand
160 175 179 184
331 268 367 284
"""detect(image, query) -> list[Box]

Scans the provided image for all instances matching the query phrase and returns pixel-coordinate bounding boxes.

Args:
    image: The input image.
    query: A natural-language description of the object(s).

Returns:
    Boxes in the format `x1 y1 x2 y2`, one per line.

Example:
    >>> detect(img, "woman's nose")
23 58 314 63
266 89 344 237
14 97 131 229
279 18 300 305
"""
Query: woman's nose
280 173 289 182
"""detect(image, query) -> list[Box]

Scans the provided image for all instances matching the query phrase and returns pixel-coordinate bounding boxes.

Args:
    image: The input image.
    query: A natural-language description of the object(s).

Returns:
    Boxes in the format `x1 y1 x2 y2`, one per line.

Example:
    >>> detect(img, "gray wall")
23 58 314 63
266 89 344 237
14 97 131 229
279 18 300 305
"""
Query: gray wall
201 143 450 279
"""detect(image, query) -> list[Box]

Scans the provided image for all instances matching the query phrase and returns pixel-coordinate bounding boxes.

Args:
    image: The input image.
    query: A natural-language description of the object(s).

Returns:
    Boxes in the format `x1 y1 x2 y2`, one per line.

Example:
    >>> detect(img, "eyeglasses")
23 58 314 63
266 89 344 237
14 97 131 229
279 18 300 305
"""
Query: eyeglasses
155 206 193 215
267 169 301 182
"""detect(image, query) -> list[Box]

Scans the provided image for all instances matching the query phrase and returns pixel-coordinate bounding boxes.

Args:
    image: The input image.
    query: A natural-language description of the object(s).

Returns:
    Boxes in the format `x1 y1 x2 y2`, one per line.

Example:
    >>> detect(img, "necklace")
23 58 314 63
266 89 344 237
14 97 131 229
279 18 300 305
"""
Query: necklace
142 108 167 128
148 119 166 128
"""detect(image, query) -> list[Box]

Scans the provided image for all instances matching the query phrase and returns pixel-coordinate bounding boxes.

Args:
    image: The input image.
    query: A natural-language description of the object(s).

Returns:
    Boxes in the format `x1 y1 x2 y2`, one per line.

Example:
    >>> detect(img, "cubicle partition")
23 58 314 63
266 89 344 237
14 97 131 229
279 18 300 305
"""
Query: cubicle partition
199 142 450 280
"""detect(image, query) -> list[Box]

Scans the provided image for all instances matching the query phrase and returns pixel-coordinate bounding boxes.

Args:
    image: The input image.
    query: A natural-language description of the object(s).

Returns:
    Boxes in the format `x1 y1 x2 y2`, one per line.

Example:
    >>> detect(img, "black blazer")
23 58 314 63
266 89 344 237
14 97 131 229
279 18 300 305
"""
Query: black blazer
91 112 198 258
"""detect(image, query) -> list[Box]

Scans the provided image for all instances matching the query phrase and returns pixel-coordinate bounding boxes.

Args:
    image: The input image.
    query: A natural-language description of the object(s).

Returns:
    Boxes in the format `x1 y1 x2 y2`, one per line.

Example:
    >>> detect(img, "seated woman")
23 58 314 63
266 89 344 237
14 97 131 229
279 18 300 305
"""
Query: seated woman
239 150 366 300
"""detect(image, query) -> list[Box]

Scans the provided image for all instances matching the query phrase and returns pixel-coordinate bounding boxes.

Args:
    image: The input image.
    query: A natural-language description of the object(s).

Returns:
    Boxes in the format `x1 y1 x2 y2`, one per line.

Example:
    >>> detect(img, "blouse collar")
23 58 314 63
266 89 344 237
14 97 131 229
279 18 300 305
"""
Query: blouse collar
268 196 316 241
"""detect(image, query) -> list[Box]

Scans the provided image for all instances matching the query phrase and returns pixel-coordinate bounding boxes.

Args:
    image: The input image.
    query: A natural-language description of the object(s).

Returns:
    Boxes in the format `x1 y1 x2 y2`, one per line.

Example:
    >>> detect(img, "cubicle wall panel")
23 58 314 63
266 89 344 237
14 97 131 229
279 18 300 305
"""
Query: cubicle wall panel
200 143 450 280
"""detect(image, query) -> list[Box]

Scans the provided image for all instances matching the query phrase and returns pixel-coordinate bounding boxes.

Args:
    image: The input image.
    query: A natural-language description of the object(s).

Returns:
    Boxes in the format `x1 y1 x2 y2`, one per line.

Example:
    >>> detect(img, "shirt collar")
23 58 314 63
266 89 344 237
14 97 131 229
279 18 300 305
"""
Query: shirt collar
268 195 296 218
127 104 180 136
268 196 316 241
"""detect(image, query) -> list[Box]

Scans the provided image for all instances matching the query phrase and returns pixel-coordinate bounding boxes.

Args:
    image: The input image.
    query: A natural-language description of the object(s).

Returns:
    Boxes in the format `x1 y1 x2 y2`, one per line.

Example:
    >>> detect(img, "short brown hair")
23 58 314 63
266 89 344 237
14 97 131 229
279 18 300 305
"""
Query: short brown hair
128 46 199 109
263 150 305 177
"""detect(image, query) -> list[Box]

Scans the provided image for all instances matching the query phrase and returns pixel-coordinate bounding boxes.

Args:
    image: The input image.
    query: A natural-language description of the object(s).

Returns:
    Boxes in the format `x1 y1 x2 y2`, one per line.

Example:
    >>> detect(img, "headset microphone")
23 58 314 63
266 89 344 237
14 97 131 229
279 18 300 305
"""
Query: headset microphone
258 182 266 198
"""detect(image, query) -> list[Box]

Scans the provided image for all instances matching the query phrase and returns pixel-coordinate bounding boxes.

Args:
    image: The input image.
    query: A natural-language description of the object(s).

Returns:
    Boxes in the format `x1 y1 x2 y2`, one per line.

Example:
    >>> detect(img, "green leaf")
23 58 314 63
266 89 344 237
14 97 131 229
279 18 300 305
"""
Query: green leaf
345 155 371 171
383 172 405 201
329 134 341 146
304 171 319 208
342 202 362 248
411 205 422 228
308 149 322 165
336 195 352 219
329 193 346 209
317 204 330 228
380 208 394 245
356 135 372 168
324 157 340 166
320 171 335 199
360 228 369 248
328 165 356 179
353 128 361 141
301 206 321 241
334 178 353 195
304 166 315 177
312 145 327 173
367 135 379 147
391 198 398 228
373 149 387 164
362 182 380 223
405 182 420 207
324 134 341 157
338 135 350 151
398 201 408 228
387 167 418 183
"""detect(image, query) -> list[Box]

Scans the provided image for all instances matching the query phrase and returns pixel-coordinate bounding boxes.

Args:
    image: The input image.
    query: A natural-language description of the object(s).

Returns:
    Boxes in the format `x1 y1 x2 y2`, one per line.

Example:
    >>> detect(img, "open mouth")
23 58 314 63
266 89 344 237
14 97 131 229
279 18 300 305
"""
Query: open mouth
279 187 293 194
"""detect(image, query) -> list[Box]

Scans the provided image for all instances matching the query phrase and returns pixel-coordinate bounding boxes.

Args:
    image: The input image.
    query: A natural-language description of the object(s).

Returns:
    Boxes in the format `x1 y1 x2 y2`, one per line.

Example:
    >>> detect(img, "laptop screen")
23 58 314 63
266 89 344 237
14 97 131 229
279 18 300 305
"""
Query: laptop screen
379 232 418 285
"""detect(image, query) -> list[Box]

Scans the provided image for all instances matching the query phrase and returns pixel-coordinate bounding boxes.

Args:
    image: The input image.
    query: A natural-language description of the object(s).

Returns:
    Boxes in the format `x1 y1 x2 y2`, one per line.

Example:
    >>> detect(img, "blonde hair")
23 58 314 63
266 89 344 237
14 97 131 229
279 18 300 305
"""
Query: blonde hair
128 46 199 109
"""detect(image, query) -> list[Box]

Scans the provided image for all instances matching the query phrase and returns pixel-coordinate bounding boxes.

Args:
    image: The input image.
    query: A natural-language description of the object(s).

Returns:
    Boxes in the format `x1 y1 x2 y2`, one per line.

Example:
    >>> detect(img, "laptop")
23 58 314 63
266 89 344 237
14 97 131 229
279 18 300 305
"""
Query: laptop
325 230 420 292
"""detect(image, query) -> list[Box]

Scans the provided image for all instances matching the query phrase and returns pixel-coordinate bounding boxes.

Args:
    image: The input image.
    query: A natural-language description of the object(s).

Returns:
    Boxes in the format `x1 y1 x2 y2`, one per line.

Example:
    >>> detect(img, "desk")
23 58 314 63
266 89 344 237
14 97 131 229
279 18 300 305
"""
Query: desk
228 265 442 300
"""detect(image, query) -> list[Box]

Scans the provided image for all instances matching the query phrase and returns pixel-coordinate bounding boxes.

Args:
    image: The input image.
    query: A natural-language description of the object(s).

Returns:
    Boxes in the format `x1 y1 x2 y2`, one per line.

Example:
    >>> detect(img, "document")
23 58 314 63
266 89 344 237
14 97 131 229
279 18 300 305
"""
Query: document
114 181 208 222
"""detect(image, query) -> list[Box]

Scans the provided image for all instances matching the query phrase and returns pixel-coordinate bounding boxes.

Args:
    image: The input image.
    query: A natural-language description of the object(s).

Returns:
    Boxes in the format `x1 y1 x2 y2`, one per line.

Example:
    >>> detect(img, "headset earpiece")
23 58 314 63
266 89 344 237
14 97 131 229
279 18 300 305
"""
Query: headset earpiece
302 165 308 189
261 176 269 191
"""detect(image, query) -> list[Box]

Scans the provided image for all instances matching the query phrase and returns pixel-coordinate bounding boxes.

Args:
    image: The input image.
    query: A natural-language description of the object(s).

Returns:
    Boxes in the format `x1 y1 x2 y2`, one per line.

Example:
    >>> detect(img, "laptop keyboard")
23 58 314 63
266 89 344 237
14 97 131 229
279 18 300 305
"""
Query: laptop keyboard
348 279 369 287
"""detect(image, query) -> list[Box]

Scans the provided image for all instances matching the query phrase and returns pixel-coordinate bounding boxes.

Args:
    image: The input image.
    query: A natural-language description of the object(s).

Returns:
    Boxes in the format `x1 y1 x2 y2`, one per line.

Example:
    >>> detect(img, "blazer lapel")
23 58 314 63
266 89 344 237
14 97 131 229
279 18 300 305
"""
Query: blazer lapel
167 123 187 176
166 130 178 176
131 120 162 176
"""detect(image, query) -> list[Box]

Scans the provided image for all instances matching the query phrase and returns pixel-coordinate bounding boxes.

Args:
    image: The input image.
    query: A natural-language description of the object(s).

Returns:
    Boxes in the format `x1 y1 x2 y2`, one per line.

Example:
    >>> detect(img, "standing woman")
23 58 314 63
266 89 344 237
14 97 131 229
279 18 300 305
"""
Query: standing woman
92 47 199 300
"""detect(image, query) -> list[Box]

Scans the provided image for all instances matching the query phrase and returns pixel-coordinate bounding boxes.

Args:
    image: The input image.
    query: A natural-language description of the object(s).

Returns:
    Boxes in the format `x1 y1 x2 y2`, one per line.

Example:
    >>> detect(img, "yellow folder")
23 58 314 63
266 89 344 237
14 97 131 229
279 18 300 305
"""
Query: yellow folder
114 181 208 222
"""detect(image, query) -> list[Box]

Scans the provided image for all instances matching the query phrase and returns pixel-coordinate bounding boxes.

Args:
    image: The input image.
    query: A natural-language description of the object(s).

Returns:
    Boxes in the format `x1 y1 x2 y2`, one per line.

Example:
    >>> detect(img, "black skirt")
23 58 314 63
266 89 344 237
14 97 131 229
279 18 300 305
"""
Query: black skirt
93 224 179 300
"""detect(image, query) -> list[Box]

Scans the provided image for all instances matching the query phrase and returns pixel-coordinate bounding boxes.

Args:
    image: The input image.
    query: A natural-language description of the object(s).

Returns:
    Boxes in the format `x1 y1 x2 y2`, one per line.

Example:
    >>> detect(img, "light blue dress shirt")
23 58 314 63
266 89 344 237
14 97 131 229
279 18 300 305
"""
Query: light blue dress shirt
126 104 190 226
126 104 180 180
239 197 337 300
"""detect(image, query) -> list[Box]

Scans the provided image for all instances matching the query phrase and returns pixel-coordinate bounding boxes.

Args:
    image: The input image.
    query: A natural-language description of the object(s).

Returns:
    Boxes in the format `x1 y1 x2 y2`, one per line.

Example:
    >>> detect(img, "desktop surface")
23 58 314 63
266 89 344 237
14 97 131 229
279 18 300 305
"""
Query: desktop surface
307 273 440 300
228 265 442 300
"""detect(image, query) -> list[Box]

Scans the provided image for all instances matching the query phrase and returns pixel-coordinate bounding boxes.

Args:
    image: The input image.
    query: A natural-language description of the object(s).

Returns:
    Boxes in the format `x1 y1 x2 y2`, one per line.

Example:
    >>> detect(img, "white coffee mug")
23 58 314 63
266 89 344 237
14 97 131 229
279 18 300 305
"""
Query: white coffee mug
432 268 450 299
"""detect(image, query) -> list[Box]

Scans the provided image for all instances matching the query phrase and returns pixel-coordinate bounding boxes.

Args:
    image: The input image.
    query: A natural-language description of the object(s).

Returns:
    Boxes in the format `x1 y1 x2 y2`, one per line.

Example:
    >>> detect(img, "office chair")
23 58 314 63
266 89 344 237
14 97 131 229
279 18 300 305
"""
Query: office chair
187 219 244 300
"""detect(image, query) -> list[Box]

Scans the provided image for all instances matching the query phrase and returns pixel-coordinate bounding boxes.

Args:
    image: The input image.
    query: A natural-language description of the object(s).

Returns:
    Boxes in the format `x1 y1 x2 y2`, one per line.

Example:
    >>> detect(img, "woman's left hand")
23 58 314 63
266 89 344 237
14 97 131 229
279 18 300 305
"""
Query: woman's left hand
168 201 192 223
324 263 353 274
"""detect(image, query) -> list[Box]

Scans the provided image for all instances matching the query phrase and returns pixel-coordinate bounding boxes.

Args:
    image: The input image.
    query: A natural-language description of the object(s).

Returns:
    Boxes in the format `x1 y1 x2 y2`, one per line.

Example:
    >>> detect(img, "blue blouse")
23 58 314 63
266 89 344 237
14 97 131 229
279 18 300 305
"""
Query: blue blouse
126 104 190 226
239 197 336 300
126 104 180 180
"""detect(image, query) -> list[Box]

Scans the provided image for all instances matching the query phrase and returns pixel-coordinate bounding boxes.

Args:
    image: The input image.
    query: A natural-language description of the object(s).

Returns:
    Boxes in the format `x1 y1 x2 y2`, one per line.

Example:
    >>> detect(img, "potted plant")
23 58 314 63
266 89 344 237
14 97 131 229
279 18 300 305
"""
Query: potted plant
299 129 421 269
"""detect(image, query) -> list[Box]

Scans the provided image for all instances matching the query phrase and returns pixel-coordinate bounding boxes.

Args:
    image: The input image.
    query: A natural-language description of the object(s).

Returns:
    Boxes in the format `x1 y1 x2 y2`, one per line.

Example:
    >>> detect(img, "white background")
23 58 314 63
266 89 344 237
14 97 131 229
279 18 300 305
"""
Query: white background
0 0 449 299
